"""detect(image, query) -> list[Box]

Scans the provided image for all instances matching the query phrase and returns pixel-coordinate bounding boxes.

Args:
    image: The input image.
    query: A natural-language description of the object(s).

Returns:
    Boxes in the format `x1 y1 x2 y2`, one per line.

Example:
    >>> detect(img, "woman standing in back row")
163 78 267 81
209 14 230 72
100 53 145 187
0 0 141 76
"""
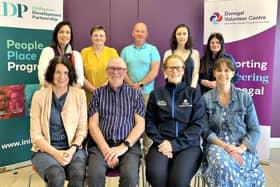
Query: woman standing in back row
81 25 119 103
163 24 200 88
38 21 84 88
199 33 239 94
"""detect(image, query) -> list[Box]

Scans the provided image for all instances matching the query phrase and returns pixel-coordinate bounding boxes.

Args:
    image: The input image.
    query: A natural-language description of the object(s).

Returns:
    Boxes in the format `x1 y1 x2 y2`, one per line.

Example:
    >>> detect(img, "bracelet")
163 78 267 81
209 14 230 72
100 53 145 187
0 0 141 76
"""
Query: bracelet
71 144 80 151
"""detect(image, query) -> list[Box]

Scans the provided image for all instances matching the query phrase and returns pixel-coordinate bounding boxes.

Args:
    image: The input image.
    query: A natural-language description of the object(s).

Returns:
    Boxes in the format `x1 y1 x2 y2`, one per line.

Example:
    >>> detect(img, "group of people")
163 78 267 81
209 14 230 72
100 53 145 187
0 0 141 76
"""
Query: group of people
29 20 265 187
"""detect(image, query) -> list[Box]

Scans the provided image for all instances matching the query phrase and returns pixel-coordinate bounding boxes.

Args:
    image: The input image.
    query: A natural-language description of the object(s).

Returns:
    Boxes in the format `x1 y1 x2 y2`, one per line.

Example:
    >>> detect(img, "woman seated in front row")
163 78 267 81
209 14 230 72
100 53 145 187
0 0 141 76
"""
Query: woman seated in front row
202 57 264 187
30 56 88 187
145 54 205 187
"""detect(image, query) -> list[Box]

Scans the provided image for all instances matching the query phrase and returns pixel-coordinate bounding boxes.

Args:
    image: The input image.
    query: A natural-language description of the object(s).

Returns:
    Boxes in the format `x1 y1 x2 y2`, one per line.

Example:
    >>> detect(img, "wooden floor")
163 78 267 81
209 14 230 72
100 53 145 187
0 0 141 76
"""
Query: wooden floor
0 148 279 187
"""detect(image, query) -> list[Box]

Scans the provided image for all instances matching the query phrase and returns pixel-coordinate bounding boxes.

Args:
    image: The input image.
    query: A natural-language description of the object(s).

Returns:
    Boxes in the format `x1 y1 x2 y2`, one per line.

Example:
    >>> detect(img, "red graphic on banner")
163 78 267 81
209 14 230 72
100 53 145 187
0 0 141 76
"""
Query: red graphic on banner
0 85 25 119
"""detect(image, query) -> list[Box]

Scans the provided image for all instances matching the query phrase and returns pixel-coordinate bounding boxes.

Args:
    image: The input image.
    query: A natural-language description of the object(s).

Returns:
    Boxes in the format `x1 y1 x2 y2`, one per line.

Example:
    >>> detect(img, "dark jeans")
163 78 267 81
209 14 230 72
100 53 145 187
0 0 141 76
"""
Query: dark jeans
146 145 202 187
87 142 141 187
32 150 86 187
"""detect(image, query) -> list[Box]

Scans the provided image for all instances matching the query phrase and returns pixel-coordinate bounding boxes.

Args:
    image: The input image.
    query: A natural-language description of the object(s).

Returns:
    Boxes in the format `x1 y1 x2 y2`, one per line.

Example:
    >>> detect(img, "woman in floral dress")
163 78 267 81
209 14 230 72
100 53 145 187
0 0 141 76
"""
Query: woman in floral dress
202 57 264 187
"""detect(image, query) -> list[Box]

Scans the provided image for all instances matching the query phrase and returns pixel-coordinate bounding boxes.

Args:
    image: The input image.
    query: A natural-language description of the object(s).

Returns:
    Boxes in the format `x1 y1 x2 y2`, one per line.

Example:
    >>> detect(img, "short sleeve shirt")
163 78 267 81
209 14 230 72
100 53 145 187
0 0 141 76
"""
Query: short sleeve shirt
88 83 145 141
121 43 160 94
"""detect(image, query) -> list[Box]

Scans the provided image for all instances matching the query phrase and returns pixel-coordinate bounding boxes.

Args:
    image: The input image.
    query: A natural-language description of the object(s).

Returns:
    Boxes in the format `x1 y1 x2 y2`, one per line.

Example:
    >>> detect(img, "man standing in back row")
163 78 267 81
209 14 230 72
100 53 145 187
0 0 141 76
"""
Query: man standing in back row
121 22 161 105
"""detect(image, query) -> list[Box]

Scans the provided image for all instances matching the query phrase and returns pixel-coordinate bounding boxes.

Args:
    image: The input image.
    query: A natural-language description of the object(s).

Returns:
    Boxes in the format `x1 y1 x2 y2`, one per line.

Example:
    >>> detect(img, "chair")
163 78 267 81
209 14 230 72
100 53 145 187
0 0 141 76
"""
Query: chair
27 165 70 187
105 162 145 187
104 138 146 187
106 167 121 177
27 166 37 187
105 167 121 187
192 168 206 187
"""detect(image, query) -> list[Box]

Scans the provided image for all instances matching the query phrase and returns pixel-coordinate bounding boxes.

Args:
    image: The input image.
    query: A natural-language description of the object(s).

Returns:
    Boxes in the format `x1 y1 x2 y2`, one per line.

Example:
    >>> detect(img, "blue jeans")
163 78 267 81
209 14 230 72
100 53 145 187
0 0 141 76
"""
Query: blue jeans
32 149 86 187
87 142 141 187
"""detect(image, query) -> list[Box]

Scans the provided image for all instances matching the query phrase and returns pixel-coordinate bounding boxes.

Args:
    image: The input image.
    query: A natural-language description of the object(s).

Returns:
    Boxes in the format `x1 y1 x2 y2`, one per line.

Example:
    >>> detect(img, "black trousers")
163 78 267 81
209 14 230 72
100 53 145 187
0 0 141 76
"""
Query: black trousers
146 145 202 187
87 142 141 187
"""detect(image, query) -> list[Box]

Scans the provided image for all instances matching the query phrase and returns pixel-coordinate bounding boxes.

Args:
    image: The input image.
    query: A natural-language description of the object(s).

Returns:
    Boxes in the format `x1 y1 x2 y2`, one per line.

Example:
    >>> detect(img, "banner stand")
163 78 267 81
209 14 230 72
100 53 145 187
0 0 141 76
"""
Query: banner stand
259 160 270 166
257 125 271 165
0 0 63 169
0 160 31 174
204 0 278 162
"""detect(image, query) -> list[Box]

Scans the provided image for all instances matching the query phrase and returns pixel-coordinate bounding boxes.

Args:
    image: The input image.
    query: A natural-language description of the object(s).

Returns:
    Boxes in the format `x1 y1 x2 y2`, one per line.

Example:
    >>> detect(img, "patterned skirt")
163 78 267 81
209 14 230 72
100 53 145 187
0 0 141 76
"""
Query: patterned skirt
202 130 265 187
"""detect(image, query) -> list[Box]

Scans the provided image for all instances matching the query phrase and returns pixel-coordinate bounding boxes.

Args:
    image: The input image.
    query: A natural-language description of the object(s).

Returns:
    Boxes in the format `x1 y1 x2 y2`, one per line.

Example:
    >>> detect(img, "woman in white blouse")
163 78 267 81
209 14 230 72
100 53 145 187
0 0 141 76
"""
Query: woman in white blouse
38 21 84 88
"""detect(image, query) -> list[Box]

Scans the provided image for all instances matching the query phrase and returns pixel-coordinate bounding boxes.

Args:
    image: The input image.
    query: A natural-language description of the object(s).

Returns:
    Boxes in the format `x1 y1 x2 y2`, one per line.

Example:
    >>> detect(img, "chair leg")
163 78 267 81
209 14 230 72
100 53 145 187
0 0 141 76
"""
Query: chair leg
193 173 206 187
141 158 146 187
27 173 34 187
193 174 198 187
201 174 206 187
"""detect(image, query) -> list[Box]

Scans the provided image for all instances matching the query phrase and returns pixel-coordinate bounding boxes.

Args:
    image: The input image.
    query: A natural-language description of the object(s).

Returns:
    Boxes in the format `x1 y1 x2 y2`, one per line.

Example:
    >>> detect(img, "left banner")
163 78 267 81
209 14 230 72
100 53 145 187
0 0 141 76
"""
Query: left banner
0 0 63 168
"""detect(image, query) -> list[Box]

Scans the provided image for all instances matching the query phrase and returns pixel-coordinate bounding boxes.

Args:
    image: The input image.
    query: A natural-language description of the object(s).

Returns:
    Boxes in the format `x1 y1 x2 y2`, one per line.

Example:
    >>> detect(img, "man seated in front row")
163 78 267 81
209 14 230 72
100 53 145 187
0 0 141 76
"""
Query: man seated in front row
87 57 145 187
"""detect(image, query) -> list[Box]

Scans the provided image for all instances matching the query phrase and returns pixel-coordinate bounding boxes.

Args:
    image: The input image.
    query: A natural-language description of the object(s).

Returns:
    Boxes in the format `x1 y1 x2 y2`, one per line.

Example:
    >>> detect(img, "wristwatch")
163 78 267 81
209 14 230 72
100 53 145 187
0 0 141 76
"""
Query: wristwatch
123 140 131 149
139 82 144 88
71 144 80 151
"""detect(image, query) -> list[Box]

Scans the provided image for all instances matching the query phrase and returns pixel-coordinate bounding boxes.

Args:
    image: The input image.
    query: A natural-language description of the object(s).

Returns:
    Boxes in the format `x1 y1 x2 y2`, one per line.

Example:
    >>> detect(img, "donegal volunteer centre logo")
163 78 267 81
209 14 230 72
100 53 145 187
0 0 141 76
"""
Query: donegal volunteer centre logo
210 12 223 25
0 2 28 18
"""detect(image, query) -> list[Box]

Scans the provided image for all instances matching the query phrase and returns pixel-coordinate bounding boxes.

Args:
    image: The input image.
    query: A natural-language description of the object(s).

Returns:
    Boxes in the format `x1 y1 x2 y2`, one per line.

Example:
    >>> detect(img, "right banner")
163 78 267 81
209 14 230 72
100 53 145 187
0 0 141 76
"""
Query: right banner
204 0 278 161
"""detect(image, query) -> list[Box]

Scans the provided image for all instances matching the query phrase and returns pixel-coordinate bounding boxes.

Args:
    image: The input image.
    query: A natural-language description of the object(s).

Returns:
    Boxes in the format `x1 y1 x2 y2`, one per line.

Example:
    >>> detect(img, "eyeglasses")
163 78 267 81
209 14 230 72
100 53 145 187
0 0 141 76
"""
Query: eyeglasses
106 66 127 73
165 66 184 72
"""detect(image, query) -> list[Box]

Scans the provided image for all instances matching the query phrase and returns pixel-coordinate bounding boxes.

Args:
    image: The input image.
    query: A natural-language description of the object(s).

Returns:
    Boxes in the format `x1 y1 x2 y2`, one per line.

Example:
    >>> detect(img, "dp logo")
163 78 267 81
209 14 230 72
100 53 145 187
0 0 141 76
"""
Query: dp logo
0 2 28 18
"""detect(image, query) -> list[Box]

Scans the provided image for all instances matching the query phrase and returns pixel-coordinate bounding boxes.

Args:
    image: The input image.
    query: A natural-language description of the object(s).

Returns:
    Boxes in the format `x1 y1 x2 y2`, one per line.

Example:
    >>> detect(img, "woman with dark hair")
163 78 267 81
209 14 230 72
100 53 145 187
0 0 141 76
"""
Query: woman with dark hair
81 25 118 103
145 54 204 187
202 57 264 186
163 24 200 88
30 56 88 187
199 33 239 94
38 21 84 88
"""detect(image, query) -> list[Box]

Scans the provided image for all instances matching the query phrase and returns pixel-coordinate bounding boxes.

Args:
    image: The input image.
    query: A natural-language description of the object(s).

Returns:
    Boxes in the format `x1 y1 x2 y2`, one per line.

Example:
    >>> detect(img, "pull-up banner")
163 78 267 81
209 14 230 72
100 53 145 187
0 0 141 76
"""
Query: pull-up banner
0 0 63 168
204 0 278 161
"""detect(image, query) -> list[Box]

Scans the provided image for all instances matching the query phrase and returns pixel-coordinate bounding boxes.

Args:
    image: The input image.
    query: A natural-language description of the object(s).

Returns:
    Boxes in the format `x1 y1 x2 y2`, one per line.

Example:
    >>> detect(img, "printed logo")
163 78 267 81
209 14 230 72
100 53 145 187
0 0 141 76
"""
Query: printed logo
210 12 223 25
0 2 28 18
179 99 192 107
157 100 167 106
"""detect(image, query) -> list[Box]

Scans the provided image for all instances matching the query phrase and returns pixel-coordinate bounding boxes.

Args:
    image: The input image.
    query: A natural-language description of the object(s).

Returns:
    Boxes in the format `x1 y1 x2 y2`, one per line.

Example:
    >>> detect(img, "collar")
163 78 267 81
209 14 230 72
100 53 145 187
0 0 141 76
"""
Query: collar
212 84 237 102
133 42 147 49
106 82 128 93
92 45 105 53
165 80 187 92
56 44 72 55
